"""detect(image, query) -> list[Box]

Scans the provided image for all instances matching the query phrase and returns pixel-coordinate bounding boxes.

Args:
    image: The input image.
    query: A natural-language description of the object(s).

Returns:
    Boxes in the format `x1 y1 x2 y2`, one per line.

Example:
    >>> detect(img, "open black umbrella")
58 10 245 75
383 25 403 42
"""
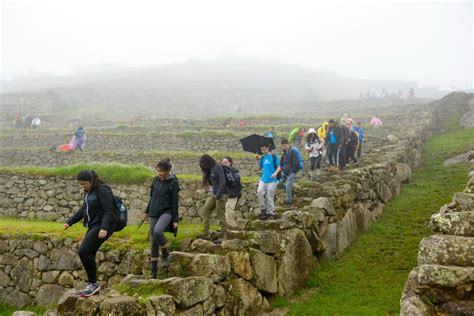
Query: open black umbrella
240 134 275 155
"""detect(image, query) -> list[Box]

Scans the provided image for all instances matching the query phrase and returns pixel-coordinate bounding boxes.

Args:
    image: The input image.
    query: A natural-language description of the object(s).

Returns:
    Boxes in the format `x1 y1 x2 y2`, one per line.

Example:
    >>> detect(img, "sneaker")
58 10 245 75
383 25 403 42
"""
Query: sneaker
258 210 267 220
266 214 275 220
76 282 100 297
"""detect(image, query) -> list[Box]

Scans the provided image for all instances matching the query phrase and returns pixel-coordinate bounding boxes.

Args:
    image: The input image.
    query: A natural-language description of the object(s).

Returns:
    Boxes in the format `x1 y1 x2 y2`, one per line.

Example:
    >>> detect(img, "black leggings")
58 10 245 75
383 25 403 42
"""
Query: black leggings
78 226 112 283
327 144 338 165
309 156 322 171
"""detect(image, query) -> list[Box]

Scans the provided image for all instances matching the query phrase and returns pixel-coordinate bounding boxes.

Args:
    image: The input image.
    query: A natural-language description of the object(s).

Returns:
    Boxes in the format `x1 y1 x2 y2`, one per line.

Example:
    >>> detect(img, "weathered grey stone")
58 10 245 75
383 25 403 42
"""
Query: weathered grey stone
36 284 67 306
11 257 33 292
11 312 37 316
0 253 18 265
400 295 435 316
144 294 176 315
163 276 214 308
225 278 267 315
430 212 474 236
57 289 80 314
0 269 12 287
396 162 412 183
212 284 227 309
417 264 474 287
177 303 203 316
277 229 315 296
14 248 39 258
4 289 31 308
99 296 145 316
418 235 474 267
58 272 75 287
443 152 469 166
309 197 335 216
442 300 474 316
50 248 81 270
228 251 253 280
453 192 474 212
249 249 277 293
187 254 231 282
42 270 60 283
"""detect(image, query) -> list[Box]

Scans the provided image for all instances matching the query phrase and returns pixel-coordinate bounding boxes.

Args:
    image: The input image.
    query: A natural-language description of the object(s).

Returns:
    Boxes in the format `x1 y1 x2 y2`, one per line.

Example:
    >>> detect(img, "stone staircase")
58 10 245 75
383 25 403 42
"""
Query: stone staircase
400 148 474 315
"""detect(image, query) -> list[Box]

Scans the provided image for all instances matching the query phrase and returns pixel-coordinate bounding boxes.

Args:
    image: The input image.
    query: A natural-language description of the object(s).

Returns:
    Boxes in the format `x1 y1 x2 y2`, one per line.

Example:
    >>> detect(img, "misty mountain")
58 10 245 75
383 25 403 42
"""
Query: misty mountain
1 59 445 116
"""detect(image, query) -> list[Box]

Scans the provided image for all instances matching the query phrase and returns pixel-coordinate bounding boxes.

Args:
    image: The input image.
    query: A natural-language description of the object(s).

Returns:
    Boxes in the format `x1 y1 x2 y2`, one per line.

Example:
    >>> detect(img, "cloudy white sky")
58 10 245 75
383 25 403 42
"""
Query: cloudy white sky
1 0 472 90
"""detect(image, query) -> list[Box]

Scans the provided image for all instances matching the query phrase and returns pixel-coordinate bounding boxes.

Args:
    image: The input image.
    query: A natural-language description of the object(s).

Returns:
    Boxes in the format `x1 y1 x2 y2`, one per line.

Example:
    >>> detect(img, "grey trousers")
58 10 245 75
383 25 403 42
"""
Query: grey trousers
257 181 277 215
150 213 172 257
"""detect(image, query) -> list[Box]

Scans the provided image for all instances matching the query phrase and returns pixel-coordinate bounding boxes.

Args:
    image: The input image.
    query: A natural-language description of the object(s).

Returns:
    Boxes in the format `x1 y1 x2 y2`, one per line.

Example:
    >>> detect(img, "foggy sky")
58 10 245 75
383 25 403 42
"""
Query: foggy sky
1 0 472 90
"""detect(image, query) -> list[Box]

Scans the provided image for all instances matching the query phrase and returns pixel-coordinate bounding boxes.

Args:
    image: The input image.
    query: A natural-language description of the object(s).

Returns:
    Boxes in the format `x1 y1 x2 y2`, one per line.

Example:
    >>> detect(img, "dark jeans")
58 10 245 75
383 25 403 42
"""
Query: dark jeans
78 226 112 283
327 144 338 165
346 145 358 164
338 145 347 168
309 156 322 170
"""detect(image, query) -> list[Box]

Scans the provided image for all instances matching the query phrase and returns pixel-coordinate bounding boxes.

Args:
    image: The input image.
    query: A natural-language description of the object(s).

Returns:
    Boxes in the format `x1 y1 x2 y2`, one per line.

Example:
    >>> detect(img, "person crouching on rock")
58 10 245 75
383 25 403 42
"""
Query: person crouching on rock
64 170 116 297
143 158 180 278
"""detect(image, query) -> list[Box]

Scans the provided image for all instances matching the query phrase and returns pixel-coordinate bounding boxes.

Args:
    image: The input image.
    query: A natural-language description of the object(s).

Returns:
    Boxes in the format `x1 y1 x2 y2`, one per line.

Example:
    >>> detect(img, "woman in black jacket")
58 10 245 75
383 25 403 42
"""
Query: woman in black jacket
64 170 115 297
143 158 180 278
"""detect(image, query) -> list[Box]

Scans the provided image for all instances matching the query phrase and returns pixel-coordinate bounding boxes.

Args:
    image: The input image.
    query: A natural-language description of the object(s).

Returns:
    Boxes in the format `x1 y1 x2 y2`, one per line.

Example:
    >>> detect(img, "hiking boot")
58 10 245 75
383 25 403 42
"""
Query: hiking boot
258 210 267 220
266 214 275 220
160 248 170 269
76 282 100 297
149 260 158 279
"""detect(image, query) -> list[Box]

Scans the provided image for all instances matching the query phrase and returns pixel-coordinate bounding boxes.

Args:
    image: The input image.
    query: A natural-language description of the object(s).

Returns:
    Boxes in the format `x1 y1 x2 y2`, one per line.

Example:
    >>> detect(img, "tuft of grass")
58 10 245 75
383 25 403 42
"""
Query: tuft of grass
115 283 163 298
284 125 474 315
0 219 217 252
0 304 47 316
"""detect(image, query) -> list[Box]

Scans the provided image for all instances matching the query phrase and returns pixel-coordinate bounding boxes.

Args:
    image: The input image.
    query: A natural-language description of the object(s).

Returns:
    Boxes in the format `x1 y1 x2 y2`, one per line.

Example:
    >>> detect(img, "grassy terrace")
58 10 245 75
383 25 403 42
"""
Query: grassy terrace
0 163 260 184
0 219 214 252
274 121 474 315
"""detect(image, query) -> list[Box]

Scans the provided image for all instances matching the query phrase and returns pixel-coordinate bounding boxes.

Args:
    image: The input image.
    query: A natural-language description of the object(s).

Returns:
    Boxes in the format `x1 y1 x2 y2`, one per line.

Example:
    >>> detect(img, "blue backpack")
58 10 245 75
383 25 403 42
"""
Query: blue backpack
292 147 304 171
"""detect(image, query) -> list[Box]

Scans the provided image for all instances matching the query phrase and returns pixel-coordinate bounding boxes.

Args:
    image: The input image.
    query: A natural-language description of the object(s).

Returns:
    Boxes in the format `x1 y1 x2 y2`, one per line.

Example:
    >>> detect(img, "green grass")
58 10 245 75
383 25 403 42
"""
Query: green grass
0 305 47 316
283 124 474 315
0 163 259 185
0 219 216 252
115 283 163 299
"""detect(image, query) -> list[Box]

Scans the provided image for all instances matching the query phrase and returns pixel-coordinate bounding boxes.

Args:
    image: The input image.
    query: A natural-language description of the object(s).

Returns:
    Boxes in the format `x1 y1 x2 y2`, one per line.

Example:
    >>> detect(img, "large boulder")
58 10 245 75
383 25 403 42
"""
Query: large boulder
418 235 474 267
277 228 315 295
4 289 32 308
225 278 269 315
144 294 176 315
417 264 474 287
249 249 277 293
187 254 231 282
430 212 474 236
99 296 145 316
395 162 412 183
11 257 33 292
163 276 214 308
36 284 67 306
228 251 253 280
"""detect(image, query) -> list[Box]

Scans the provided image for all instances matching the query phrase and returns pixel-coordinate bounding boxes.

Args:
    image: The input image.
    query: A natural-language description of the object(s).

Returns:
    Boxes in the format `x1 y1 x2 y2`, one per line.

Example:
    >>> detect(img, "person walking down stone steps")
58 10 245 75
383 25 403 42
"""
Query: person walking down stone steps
197 154 229 240
143 158 180 279
305 128 324 180
64 170 117 297
256 143 281 220
278 139 301 206
222 156 242 229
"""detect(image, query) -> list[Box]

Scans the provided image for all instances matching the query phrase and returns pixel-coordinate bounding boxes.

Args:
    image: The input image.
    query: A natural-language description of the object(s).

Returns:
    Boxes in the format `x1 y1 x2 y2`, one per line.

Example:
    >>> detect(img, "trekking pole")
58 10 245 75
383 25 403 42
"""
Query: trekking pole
137 217 147 231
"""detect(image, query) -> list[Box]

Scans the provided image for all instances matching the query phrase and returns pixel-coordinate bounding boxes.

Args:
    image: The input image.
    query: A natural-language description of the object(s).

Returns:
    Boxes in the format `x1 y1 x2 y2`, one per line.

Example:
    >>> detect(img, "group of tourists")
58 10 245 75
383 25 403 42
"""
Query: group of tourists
63 113 374 296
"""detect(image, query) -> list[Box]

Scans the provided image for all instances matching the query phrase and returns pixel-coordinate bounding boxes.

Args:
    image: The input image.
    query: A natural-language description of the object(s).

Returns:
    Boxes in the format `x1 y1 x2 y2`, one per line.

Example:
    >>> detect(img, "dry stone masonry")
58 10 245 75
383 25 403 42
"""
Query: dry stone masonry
2 92 473 315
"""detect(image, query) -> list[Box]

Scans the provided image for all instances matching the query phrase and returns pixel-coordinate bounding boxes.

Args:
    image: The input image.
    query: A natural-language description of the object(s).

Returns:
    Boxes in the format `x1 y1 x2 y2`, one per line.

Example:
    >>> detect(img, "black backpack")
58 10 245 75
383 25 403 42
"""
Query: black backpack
112 195 127 232
222 165 241 189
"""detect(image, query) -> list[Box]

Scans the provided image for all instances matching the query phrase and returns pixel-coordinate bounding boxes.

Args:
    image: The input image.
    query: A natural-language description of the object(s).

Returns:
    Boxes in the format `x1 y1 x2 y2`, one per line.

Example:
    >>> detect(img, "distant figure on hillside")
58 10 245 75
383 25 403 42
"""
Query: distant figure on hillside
264 127 275 138
408 88 415 99
223 117 232 128
31 116 41 129
370 115 383 127
70 127 87 151
238 119 247 129
15 113 23 128
352 122 364 158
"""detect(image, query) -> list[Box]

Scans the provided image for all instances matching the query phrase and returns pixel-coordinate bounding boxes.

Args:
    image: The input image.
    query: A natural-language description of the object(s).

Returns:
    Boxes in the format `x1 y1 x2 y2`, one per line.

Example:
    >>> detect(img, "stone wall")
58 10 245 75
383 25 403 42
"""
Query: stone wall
400 143 474 315
0 175 264 224
3 92 472 315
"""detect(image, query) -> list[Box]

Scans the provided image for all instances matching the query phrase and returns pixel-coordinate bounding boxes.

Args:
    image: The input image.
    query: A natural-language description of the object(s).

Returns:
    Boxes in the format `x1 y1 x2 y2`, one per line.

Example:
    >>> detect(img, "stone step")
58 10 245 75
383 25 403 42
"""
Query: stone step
441 300 474 316
417 264 474 287
418 235 474 267
430 211 474 236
